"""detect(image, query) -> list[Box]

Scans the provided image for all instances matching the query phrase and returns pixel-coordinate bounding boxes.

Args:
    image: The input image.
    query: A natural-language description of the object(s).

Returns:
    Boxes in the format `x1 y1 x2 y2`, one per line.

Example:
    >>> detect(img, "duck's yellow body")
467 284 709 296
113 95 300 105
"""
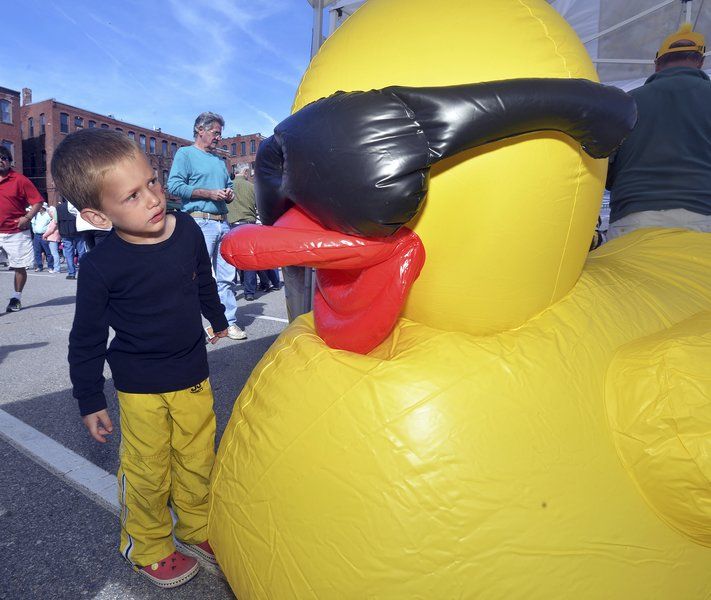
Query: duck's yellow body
208 0 711 597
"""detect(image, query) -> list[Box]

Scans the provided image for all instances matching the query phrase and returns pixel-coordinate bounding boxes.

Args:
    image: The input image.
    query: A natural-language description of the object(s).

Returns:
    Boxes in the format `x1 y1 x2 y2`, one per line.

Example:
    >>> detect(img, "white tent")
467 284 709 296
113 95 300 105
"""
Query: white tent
308 0 711 89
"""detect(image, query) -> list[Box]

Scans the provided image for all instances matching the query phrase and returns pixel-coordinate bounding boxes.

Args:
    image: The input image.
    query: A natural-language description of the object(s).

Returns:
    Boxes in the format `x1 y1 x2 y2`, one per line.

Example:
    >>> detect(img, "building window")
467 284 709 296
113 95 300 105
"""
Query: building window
139 134 146 151
230 143 236 156
28 117 34 137
149 137 156 154
100 123 109 129
128 131 135 140
162 170 168 186
88 120 96 128
240 141 246 156
1 140 13 160
115 127 123 132
74 116 84 128
60 113 69 133
170 142 177 156
161 140 167 156
40 113 46 134
0 100 11 124
250 139 256 154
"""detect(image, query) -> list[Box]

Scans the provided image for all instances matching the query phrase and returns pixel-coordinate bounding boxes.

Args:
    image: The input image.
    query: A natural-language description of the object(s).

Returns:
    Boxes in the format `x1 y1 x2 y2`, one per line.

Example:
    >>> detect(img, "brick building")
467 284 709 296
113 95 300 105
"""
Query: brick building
20 88 193 205
19 87 266 204
218 132 266 177
0 86 23 173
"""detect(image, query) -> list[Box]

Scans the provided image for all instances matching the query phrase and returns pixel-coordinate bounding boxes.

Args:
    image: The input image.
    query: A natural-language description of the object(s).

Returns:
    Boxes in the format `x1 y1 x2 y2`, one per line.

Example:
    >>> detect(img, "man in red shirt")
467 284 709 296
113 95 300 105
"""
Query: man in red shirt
0 146 44 312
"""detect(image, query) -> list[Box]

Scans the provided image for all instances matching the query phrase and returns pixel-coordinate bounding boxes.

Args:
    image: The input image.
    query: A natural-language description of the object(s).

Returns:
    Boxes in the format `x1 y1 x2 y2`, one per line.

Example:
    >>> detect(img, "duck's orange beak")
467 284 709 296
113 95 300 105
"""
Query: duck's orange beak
221 207 425 354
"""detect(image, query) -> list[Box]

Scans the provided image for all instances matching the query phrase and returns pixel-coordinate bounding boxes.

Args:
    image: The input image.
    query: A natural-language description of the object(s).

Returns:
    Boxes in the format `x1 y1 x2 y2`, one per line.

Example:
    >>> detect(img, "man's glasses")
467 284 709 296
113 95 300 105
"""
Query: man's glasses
205 129 222 138
0 157 11 163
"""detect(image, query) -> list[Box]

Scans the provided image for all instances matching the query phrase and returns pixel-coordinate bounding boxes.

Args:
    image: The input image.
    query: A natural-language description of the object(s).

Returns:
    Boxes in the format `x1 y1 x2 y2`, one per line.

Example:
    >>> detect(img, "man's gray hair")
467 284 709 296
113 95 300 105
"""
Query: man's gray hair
236 162 250 175
193 112 225 137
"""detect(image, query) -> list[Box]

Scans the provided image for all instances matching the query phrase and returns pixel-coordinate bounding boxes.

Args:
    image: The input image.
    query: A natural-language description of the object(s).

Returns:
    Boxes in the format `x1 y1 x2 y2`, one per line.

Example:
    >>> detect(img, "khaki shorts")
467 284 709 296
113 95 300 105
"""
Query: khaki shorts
0 230 34 269
608 208 711 239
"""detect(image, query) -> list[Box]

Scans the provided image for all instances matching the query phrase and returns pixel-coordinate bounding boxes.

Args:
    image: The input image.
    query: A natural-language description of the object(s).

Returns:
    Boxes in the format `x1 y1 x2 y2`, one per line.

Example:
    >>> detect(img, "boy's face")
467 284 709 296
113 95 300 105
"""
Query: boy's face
89 151 168 244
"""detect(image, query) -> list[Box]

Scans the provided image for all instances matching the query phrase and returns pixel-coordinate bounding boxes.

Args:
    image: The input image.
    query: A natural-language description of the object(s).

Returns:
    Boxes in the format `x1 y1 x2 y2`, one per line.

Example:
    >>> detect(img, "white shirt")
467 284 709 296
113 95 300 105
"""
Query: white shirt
66 201 111 232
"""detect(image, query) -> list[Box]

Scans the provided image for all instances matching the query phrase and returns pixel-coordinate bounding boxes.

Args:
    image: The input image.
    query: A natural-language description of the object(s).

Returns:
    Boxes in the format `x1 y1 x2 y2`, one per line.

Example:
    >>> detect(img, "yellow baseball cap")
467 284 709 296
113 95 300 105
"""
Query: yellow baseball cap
656 23 706 59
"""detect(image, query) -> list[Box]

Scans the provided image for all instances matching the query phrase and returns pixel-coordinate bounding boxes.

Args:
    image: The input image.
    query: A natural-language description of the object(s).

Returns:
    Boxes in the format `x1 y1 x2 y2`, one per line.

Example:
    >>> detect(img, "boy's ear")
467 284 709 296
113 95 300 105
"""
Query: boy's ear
80 207 111 229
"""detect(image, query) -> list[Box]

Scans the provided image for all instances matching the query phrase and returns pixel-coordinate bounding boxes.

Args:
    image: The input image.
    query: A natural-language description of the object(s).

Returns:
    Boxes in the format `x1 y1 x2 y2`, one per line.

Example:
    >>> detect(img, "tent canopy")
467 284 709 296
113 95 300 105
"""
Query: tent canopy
309 0 711 88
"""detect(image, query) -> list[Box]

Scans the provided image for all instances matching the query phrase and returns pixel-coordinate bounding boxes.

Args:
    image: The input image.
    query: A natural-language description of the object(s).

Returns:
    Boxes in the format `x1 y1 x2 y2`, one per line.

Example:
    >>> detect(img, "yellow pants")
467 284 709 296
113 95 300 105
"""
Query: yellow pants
117 378 216 567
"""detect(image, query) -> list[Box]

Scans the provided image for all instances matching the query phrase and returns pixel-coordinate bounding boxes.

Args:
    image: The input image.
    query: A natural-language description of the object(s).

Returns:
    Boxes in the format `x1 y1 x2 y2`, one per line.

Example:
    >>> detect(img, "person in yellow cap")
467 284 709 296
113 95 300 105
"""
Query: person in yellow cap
606 23 711 238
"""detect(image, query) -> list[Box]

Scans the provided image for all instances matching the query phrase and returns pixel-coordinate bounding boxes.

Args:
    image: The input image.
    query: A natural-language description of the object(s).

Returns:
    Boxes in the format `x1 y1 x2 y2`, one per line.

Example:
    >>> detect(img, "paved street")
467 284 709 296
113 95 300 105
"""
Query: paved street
0 265 288 599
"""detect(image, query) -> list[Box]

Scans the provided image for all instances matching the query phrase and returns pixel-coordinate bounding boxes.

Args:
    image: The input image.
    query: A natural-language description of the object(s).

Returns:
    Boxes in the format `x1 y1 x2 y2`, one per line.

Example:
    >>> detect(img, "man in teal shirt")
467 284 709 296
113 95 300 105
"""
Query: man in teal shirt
168 112 246 340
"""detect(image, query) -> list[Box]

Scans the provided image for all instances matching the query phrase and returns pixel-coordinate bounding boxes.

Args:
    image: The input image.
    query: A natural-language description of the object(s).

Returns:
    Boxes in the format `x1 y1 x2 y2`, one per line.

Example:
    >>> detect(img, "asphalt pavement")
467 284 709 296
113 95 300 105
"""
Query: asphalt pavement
0 264 289 599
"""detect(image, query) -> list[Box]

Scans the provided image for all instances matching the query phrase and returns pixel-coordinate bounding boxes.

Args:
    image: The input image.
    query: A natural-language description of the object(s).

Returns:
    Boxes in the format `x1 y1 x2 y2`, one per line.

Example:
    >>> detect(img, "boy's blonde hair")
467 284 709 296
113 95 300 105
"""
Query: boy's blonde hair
51 129 140 210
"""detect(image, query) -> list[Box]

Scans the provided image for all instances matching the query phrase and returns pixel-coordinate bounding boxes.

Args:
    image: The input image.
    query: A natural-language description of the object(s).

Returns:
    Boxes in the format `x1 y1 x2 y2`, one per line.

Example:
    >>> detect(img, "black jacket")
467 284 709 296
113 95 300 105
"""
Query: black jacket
56 200 78 237
607 67 711 223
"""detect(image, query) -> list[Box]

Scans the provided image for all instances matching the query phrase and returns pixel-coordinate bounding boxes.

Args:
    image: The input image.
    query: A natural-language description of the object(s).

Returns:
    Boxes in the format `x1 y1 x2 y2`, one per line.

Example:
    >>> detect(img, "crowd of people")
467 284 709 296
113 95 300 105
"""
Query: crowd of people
0 116 281 318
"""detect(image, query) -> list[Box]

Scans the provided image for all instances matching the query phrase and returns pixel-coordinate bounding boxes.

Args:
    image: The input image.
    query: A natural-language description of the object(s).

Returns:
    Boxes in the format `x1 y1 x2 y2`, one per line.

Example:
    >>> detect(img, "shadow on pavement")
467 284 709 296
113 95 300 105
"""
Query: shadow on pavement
29 295 77 309
3 333 280 473
0 438 235 600
0 341 49 366
1 335 281 599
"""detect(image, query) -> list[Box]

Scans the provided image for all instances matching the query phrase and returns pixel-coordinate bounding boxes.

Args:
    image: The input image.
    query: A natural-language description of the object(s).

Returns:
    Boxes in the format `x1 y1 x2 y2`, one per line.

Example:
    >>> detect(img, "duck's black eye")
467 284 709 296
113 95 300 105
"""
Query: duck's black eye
256 90 431 238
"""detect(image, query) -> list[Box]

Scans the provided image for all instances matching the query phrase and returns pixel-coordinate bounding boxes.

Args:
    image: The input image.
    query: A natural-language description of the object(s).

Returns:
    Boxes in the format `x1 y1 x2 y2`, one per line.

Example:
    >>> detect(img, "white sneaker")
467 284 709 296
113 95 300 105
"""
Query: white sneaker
227 324 247 340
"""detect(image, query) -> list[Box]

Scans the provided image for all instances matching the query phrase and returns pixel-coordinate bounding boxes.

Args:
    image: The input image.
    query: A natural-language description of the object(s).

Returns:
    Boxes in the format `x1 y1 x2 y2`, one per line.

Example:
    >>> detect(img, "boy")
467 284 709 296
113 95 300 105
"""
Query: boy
52 129 229 588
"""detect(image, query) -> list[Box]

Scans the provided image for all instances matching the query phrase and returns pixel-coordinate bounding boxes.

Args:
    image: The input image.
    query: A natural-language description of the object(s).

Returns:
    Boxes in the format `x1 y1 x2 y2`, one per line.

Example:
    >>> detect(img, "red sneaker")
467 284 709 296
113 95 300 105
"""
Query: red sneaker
138 550 199 588
181 540 218 565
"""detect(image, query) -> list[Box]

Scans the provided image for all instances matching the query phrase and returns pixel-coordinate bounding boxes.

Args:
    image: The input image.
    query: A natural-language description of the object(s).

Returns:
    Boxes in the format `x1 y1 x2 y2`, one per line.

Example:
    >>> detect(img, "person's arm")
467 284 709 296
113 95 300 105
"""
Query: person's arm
166 149 195 201
68 259 112 430
16 178 44 230
18 201 43 230
223 163 234 203
43 208 58 239
192 187 231 201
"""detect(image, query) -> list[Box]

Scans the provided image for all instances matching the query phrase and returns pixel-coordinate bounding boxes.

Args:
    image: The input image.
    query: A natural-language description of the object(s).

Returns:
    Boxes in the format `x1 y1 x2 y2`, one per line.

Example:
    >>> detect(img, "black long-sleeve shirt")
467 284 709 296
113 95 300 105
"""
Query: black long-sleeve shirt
68 211 228 416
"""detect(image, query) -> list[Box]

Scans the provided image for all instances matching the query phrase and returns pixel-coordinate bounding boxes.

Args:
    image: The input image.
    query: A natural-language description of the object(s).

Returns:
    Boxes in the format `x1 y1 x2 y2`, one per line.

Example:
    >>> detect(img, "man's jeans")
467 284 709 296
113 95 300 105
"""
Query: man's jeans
61 235 84 276
244 269 280 296
230 222 259 296
32 235 53 270
243 270 258 296
195 218 237 325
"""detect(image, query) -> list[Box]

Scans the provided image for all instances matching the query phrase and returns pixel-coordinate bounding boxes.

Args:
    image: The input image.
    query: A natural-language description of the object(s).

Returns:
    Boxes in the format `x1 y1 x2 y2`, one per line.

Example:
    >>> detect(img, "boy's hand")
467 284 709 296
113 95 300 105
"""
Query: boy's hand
210 329 228 344
82 409 114 443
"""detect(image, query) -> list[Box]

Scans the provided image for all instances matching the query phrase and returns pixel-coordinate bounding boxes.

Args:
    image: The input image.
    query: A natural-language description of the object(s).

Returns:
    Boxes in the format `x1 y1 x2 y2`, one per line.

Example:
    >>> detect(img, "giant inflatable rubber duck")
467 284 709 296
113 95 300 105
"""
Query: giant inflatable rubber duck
209 1 711 598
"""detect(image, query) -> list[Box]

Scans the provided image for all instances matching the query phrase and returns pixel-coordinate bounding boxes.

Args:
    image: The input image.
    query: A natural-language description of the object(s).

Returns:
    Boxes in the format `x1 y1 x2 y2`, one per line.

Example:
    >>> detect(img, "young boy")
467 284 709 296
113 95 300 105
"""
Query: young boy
52 129 229 588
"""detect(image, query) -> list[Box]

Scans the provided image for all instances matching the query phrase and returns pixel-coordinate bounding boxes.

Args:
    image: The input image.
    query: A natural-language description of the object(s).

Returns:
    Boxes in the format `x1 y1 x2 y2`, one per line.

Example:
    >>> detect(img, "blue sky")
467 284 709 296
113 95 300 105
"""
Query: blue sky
4 0 315 140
